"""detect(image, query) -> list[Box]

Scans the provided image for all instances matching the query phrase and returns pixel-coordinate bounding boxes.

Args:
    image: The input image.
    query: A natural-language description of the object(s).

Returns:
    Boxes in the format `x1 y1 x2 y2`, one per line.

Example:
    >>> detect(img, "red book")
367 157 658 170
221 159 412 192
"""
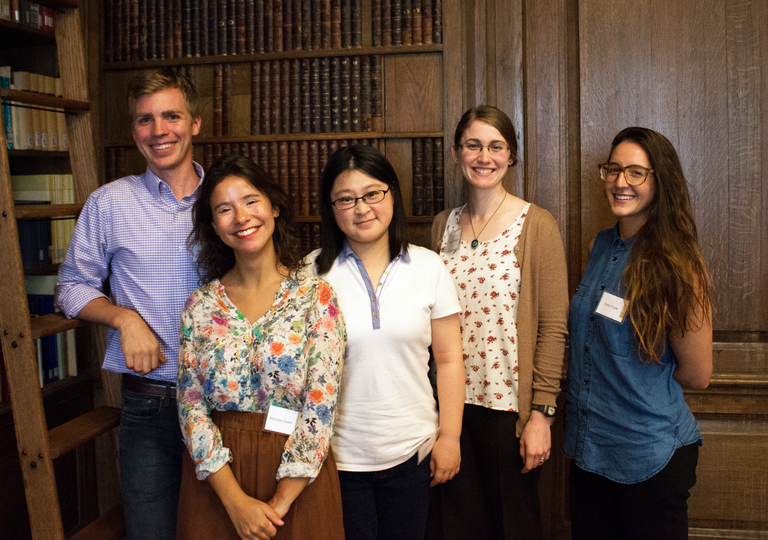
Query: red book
330 0 341 49
223 63 232 135
401 0 411 45
236 0 246 54
272 0 282 52
213 63 223 136
330 57 341 132
288 140 300 213
371 0 381 46
251 61 261 134
320 57 331 132
411 0 421 45
270 60 281 134
421 0 432 45
299 140 310 215
361 55 371 131
350 56 361 132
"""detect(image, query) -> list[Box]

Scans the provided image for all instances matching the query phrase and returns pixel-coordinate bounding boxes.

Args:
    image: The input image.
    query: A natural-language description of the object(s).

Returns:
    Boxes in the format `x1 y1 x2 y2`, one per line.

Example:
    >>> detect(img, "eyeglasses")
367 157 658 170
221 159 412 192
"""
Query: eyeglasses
598 163 654 186
459 141 510 155
331 188 390 210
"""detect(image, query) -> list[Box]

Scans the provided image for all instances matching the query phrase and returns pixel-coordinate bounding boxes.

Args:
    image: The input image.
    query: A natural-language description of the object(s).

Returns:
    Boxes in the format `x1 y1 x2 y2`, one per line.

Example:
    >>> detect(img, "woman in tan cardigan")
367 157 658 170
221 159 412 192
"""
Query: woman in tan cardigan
428 105 569 540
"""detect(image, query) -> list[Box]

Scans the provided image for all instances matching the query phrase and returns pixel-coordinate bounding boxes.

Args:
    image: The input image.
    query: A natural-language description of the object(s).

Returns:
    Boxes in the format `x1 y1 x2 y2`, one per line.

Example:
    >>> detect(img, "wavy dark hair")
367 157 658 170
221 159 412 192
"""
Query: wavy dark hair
611 127 712 363
315 144 408 274
189 155 302 283
453 105 519 166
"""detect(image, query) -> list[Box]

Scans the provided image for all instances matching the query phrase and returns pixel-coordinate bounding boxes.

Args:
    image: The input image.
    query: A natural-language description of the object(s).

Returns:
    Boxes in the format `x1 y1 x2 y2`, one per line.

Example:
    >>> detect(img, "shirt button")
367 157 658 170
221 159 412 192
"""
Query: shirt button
584 346 589 352
373 312 379 317
590 315 595 321
371 297 376 302
583 379 589 385
612 256 617 261
600 285 605 291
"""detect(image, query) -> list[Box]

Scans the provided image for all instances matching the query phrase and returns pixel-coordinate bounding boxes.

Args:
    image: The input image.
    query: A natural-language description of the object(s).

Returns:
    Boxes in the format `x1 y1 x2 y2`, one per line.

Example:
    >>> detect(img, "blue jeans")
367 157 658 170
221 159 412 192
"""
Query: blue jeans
339 453 433 540
119 389 186 540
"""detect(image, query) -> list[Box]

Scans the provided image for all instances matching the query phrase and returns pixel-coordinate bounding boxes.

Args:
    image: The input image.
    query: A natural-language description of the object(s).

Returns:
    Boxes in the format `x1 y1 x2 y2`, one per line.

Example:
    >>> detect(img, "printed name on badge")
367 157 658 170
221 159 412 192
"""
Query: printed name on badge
264 405 299 435
445 229 462 253
594 291 627 323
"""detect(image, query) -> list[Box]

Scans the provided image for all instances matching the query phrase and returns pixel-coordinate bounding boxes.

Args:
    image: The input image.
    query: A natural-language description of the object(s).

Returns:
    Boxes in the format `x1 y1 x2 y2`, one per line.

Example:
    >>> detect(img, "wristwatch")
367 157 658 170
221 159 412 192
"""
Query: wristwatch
532 404 556 417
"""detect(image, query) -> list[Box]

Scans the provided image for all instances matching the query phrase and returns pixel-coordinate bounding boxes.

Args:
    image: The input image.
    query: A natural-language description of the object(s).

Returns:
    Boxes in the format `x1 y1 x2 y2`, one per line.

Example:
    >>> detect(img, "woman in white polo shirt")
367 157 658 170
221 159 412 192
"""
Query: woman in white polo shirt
306 144 465 540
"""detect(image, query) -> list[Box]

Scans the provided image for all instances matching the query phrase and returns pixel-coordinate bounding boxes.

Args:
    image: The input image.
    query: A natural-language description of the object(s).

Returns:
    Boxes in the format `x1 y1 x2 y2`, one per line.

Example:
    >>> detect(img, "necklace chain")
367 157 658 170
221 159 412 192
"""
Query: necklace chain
468 192 507 249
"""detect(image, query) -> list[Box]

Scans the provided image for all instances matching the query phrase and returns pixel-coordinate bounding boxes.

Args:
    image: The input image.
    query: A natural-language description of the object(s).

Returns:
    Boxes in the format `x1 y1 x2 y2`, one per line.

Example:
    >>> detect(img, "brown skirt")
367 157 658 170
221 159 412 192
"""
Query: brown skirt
177 410 345 539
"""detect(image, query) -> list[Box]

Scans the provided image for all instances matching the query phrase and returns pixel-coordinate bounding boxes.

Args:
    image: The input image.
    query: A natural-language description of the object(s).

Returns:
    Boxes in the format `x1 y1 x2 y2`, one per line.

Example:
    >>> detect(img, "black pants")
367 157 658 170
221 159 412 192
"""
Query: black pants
569 443 699 540
427 404 542 540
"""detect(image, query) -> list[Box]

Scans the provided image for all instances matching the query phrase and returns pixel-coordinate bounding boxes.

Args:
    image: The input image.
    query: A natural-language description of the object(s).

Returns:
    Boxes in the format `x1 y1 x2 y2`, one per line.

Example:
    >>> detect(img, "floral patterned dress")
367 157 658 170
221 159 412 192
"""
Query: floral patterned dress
439 203 529 412
177 274 346 481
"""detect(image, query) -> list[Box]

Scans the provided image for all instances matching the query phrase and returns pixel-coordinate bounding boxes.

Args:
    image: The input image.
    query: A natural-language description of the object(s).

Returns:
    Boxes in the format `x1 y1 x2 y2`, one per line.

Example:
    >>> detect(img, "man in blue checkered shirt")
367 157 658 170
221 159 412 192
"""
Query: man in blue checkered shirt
56 68 203 540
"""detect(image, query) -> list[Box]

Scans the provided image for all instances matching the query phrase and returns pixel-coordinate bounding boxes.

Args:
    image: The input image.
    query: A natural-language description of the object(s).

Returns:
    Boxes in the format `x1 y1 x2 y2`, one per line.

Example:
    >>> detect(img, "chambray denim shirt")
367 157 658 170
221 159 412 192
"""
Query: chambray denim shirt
564 224 702 484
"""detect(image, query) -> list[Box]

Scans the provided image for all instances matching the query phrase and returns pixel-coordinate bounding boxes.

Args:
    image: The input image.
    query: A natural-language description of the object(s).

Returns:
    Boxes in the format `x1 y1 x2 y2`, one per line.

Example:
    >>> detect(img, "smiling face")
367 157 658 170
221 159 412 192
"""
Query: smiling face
330 169 393 252
453 120 514 191
131 87 201 179
604 141 657 238
210 175 279 258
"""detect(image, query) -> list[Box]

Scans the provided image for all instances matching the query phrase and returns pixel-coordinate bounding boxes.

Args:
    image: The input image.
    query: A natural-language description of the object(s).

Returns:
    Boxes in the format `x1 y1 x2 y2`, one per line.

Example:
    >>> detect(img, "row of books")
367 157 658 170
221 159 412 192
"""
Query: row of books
214 56 383 137
0 0 55 32
12 174 77 269
1 67 70 151
0 276 78 402
412 137 444 216
103 0 443 63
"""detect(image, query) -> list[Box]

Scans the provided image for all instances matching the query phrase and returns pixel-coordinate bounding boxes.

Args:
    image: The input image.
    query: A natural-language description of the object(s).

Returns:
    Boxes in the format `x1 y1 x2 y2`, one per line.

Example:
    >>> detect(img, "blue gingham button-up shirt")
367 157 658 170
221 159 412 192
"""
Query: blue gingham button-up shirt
55 164 204 383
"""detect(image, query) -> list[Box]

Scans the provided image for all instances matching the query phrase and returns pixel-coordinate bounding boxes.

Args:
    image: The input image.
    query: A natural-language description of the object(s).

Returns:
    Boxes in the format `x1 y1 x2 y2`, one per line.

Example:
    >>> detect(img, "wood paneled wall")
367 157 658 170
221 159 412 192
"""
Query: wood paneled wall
453 0 768 538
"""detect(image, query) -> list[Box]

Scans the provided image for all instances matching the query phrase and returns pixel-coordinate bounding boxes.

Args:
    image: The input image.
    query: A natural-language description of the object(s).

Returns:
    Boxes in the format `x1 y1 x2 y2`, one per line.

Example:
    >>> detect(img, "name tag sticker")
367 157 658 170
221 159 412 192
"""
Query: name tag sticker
264 405 299 435
595 291 627 323
444 229 462 254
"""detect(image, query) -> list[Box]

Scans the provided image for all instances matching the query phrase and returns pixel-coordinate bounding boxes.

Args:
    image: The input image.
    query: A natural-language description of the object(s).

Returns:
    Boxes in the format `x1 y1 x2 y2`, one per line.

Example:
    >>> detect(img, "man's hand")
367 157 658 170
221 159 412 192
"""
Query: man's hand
117 310 166 375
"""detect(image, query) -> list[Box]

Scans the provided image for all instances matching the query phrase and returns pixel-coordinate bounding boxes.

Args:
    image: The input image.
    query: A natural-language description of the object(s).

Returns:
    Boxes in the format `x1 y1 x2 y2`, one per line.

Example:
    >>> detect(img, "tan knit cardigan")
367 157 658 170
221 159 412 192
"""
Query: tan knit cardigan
431 203 569 437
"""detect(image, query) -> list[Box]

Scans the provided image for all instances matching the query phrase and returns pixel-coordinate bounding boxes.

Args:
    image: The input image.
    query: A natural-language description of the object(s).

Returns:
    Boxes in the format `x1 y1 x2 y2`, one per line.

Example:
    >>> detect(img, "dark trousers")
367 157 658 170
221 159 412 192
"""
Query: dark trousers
428 404 543 540
339 452 433 540
119 389 186 540
569 443 699 540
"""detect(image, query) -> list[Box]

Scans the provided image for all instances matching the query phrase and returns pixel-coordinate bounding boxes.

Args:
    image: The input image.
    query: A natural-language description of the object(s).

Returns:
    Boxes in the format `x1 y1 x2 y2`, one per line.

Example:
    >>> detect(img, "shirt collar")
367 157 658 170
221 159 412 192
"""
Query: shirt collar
142 162 204 200
338 241 411 264
611 222 637 250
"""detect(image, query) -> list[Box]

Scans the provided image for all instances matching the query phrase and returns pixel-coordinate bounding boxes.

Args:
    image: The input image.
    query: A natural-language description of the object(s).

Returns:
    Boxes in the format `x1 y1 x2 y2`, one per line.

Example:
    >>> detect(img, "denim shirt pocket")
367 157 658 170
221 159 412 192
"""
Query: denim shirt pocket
596 313 632 357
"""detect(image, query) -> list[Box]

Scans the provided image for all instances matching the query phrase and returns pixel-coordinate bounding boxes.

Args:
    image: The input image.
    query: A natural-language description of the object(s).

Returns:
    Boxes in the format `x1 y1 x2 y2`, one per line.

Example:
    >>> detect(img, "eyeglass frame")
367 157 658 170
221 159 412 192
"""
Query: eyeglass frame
458 141 511 155
330 188 391 210
598 163 655 186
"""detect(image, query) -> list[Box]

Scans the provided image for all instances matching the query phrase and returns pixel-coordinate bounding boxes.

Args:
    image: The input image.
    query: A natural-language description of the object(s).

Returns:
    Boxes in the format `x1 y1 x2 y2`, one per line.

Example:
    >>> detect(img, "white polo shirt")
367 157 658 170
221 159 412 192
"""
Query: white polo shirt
306 243 461 471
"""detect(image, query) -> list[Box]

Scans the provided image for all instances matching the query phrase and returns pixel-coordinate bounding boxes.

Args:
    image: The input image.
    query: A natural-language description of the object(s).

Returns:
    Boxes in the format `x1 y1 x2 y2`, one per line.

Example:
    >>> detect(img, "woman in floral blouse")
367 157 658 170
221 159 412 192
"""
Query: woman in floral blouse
176 155 346 540
429 106 569 539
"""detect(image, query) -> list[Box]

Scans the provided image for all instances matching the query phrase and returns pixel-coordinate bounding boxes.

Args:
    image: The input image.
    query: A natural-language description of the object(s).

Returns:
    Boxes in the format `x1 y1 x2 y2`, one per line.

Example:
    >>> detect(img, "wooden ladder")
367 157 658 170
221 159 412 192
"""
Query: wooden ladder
0 2 124 538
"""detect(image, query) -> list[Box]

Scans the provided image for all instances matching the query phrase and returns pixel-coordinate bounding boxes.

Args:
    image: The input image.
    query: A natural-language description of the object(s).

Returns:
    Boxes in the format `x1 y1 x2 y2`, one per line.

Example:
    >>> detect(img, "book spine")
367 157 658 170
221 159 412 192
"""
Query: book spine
411 0 421 45
263 0 273 52
341 0 351 48
340 56 350 132
174 0 183 57
423 137 433 213
320 0 330 49
308 140 319 215
278 140 289 193
301 0 311 50
164 0 174 58
255 0 264 52
217 0 227 55
213 143 222 162
138 0 147 60
148 0 157 59
350 56 360 132
200 0 208 56
433 0 441 43
299 140 310 215
227 0 237 54
268 141 279 186
433 138 444 214
223 63 232 135
330 57 340 132
330 0 340 49
183 0 192 57
320 57 330 133
391 0 401 46
245 0 254 53
381 0 391 47
258 141 269 171
272 0 282 52
290 58 301 133
213 63 223 136
311 0 321 50
249 141 259 163
300 58 311 132
310 223 321 253
360 55 371 131
309 57 320 133
288 140 300 213
291 0 302 50
371 55 383 131
204 143 213 169
282 0 292 52
401 0 411 45
280 59 290 134
156 0 165 58
270 60 281 134
123 0 132 60
411 138 423 215
104 0 114 63
250 61 261 134
371 0 381 46
421 0 432 44
236 0 245 54
130 0 139 61
351 0 361 47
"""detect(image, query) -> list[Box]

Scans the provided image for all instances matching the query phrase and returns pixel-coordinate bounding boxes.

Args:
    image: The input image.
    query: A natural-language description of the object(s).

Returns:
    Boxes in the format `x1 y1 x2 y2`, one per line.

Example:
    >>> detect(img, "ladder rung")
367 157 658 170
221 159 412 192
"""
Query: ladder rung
14 203 83 219
31 312 85 339
48 406 121 459
68 504 125 540
0 88 90 112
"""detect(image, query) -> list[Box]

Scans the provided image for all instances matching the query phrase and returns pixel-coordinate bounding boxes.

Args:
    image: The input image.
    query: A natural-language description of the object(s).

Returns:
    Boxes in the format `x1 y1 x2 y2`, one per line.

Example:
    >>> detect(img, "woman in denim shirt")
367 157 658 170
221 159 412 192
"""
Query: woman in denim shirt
565 127 713 539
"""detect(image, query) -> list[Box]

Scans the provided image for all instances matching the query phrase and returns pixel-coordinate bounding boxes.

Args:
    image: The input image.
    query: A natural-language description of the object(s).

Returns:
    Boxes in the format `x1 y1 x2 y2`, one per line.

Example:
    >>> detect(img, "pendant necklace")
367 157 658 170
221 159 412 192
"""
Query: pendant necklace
468 192 507 249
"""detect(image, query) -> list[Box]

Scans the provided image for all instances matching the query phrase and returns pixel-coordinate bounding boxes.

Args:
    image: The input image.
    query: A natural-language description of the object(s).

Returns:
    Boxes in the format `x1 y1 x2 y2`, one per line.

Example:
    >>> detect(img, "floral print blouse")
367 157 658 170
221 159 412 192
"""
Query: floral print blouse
440 203 529 412
178 274 346 481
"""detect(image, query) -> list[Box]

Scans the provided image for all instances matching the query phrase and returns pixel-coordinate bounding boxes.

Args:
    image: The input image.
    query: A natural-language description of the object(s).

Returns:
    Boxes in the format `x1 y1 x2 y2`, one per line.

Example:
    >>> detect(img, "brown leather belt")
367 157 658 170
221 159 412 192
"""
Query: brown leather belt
122 373 177 399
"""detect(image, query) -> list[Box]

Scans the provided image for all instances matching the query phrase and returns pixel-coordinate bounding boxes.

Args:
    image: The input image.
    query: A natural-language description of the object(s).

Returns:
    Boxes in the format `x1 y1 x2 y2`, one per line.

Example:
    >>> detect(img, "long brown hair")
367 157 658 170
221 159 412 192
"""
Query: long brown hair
611 127 712 363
